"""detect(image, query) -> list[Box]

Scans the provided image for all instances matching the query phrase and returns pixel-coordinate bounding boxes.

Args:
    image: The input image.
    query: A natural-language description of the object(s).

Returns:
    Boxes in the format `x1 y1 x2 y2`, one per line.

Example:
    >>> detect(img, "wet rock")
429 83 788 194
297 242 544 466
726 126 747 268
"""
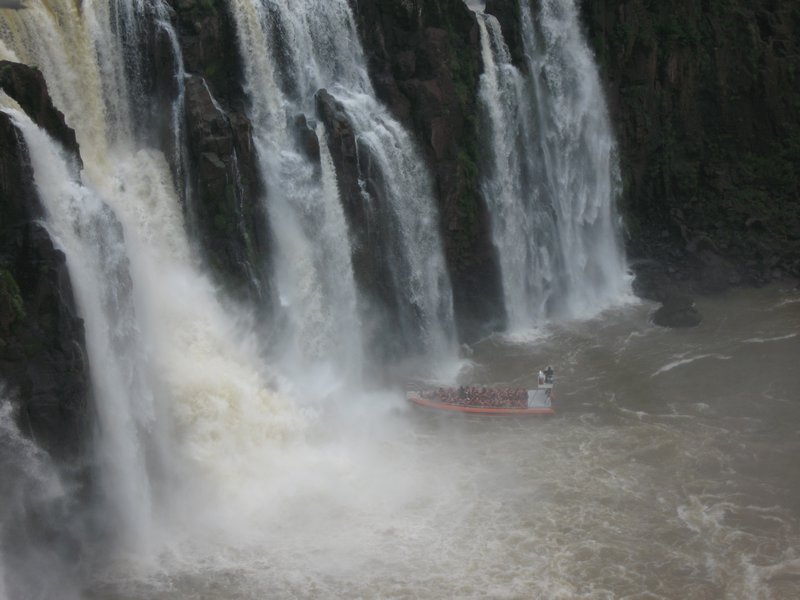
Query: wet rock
0 61 81 167
582 0 800 291
315 87 406 341
652 294 702 328
166 0 245 109
291 114 321 165
693 249 740 293
350 0 504 340
485 0 525 68
182 75 271 306
315 89 360 214
0 79 90 462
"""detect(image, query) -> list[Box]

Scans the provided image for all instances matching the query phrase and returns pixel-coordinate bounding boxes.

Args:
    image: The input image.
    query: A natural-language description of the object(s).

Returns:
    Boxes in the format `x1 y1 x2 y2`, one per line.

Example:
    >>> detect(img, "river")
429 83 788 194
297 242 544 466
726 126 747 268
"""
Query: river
87 285 800 600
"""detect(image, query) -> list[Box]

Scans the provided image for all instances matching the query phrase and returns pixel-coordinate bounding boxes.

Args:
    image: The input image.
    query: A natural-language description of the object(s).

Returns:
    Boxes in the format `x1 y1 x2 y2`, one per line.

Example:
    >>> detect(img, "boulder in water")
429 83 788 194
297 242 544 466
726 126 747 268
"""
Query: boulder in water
652 294 702 328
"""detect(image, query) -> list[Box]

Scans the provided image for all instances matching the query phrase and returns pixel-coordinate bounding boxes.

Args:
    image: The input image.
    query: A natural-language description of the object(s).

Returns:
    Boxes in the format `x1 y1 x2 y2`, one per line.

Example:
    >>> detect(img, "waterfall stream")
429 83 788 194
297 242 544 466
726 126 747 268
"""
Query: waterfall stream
471 0 630 331
1 0 303 557
228 0 457 370
0 0 459 567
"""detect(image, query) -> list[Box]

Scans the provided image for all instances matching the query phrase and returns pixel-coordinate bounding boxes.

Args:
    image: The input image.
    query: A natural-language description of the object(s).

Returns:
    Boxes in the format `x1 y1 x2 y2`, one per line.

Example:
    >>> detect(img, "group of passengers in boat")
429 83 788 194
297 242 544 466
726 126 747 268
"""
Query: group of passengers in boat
426 386 529 409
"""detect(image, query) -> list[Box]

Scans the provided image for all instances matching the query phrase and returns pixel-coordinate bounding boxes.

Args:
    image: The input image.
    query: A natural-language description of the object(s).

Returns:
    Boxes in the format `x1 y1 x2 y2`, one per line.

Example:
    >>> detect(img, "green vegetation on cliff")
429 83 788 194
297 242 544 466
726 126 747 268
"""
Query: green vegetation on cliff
0 268 25 326
583 0 800 286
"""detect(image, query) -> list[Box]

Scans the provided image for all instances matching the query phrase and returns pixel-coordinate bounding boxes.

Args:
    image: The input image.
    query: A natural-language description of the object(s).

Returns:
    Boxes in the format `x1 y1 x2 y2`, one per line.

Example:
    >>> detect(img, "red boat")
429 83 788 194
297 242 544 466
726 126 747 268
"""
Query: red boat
406 380 555 416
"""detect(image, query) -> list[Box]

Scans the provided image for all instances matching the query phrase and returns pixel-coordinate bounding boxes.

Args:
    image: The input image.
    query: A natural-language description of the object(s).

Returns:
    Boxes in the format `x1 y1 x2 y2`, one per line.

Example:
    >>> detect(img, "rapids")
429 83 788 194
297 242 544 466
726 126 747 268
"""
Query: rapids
82 286 799 599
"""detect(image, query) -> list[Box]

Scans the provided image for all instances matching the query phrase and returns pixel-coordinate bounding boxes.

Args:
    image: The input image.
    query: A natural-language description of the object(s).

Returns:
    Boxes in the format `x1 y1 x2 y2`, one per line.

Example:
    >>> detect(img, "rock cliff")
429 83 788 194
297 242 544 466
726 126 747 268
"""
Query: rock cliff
582 0 800 297
0 62 90 461
349 0 506 339
166 0 273 307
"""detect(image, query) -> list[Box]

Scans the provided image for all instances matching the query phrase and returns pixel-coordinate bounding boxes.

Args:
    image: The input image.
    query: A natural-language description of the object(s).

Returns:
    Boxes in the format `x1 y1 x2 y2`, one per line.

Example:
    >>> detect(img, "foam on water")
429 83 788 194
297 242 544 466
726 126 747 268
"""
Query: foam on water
651 354 733 377
1 282 796 599
742 333 797 344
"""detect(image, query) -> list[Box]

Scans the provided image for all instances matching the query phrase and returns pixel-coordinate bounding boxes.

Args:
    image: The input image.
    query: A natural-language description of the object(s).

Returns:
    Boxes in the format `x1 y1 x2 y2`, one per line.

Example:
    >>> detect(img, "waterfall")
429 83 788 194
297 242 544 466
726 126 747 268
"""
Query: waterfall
0 398 83 600
1 1 303 556
228 0 457 369
472 0 629 331
2 103 162 549
227 0 364 385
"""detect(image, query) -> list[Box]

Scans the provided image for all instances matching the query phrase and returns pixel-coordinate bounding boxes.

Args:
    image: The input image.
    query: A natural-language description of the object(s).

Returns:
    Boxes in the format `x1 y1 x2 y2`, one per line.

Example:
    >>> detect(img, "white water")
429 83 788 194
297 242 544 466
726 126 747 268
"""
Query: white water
0 398 82 600
0 0 454 567
0 1 303 558
2 10 800 596
0 2 735 599
472 0 630 331
228 0 364 385
72 287 800 598
229 0 457 369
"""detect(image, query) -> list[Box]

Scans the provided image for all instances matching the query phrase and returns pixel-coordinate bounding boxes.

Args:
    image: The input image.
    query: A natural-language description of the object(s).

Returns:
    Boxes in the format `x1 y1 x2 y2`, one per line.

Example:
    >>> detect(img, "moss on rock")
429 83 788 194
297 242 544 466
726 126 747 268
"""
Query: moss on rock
0 268 25 327
582 0 800 288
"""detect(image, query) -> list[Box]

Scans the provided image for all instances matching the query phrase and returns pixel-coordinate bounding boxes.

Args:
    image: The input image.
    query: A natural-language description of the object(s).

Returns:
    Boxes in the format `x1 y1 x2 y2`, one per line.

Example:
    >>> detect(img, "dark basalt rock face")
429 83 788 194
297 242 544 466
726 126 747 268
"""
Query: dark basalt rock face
0 63 90 461
165 0 246 109
165 0 273 307
0 61 81 165
183 75 272 306
349 0 506 340
485 0 524 69
581 0 800 294
316 88 415 354
315 90 360 223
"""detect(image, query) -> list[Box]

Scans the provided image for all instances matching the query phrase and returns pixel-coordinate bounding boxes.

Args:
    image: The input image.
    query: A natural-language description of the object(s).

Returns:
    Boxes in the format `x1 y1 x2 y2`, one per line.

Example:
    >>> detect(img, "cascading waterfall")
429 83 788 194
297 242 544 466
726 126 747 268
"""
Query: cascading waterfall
229 0 457 368
471 0 629 330
228 0 365 384
1 0 302 557
2 102 162 549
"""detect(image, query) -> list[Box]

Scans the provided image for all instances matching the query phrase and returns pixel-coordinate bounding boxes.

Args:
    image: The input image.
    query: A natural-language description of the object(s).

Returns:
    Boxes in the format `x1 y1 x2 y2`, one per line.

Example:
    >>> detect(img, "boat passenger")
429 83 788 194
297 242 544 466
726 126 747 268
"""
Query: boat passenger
545 366 554 384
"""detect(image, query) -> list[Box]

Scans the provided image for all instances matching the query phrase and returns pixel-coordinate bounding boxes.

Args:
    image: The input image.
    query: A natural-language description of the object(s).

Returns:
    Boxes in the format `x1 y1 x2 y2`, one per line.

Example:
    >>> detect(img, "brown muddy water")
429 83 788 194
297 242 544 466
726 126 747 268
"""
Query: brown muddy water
92 286 800 600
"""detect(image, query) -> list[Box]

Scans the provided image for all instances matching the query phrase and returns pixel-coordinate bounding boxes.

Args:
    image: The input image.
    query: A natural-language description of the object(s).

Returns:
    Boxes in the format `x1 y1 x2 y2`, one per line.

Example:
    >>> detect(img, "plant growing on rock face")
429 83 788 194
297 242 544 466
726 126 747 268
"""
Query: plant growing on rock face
0 268 25 328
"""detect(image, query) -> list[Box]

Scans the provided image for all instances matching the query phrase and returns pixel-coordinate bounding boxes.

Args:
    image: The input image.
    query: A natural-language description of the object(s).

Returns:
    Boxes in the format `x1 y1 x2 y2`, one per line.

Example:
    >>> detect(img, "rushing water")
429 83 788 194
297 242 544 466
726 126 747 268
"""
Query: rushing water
0 398 84 600
0 0 302 558
229 0 456 373
472 0 630 330
75 285 799 600
2 2 798 599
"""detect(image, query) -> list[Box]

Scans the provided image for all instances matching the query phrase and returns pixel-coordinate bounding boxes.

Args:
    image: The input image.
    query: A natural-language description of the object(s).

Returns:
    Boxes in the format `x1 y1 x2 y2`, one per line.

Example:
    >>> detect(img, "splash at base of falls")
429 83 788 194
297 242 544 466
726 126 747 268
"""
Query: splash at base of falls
83 287 800 600
0 399 84 600
3 94 305 559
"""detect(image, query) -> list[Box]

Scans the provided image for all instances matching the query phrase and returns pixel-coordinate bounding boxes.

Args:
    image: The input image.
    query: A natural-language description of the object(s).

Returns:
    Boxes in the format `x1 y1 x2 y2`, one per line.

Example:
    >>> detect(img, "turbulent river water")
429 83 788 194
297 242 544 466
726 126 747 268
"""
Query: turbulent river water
1 2 798 599
83 286 800 600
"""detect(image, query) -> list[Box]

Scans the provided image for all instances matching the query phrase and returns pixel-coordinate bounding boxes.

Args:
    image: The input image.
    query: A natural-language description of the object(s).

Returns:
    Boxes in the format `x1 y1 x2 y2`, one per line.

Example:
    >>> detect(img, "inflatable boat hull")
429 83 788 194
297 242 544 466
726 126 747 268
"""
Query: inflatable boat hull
407 392 555 415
